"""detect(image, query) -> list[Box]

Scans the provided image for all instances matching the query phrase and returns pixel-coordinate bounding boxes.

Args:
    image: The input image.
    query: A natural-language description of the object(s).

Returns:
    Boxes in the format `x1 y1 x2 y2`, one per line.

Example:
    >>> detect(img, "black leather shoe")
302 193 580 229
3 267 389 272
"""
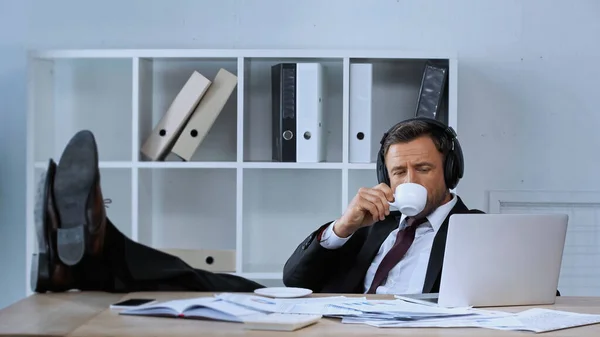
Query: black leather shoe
31 159 75 293
53 130 107 266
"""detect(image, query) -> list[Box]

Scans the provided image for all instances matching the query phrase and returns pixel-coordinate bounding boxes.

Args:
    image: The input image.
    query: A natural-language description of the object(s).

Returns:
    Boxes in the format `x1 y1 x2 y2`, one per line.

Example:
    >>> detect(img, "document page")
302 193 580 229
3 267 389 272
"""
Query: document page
351 315 524 329
332 299 474 318
343 307 600 333
215 293 364 316
498 308 600 333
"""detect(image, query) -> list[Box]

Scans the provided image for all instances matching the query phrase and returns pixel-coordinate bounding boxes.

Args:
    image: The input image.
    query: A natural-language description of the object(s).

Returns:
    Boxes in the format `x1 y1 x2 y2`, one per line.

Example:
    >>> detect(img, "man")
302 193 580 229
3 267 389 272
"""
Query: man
32 130 264 293
282 117 484 294
31 117 475 295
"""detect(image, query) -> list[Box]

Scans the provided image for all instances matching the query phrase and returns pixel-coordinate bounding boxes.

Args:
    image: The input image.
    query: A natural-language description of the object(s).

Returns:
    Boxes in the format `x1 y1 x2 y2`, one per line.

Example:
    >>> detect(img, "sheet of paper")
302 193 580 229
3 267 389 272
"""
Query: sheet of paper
332 299 474 318
360 316 524 329
276 296 367 314
276 296 363 304
343 311 522 329
215 293 282 313
341 307 600 333
186 299 264 317
495 308 600 333
215 293 364 316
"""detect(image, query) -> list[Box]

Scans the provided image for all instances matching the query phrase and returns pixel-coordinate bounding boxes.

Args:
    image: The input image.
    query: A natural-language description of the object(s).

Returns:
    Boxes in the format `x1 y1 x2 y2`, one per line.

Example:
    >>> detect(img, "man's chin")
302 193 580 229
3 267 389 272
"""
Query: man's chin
415 205 434 220
418 198 444 219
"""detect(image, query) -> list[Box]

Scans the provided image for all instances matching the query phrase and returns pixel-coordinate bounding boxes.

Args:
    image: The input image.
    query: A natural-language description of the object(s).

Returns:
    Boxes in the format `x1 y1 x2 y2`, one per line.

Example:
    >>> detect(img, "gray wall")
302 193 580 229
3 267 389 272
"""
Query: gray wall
1 0 599 308
1 0 28 309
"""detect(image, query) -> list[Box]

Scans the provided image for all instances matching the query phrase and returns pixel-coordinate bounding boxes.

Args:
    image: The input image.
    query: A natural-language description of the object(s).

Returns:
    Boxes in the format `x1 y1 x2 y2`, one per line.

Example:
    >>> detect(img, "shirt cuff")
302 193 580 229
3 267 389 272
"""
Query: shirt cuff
319 221 353 249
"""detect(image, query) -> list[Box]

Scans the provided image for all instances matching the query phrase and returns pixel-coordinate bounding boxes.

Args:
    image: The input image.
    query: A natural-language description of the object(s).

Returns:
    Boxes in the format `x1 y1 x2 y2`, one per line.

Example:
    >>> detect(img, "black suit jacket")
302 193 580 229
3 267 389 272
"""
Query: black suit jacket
283 196 484 294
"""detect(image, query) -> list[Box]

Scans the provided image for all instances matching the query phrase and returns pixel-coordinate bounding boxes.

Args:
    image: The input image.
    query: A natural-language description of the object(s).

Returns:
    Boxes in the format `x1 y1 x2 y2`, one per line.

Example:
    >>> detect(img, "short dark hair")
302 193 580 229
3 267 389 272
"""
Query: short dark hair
382 119 453 158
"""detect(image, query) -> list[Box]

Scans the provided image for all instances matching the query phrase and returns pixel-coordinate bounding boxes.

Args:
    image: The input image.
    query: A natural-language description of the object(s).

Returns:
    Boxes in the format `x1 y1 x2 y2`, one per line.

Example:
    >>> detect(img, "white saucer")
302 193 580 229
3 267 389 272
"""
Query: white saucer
254 287 313 298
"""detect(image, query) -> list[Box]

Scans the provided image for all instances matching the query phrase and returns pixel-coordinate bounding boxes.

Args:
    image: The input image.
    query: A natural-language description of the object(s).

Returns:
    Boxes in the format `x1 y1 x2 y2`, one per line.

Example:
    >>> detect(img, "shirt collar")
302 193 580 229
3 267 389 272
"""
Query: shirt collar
399 193 458 233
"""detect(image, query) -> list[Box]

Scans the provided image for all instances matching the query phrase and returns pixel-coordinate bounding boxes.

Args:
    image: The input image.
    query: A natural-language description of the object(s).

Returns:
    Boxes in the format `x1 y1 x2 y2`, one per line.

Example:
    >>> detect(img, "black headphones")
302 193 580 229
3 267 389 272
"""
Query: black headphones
376 116 464 190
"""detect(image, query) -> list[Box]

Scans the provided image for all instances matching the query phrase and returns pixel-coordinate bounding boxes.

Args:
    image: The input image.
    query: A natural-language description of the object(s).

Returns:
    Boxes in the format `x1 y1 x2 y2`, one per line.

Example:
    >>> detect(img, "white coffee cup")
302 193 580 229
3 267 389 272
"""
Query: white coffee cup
388 183 428 216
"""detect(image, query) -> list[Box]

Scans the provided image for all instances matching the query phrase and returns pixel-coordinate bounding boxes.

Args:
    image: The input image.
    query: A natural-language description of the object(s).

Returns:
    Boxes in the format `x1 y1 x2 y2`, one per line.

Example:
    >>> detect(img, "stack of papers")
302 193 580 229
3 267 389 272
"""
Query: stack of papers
348 306 600 333
119 293 600 333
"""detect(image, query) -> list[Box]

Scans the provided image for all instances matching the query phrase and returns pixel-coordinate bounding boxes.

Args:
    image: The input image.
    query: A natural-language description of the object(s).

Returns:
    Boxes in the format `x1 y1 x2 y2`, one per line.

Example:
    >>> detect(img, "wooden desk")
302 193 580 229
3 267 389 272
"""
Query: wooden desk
2 291 600 336
0 291 123 337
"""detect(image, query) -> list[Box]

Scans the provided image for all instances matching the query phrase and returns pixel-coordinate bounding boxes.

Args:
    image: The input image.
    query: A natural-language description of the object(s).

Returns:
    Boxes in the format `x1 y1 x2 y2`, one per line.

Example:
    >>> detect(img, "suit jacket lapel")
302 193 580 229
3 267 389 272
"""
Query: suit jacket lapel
341 213 401 292
422 197 469 293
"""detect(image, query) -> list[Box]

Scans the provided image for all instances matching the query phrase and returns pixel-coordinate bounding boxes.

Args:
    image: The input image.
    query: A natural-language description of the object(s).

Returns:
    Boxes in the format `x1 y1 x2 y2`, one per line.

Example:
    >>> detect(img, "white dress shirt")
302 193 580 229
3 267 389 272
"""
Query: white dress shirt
319 194 457 295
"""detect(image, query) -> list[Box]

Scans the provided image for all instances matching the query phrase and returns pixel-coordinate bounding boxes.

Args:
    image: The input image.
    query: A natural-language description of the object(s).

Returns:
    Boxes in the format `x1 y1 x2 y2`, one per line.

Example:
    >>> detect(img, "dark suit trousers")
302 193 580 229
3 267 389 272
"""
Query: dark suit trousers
78 219 264 293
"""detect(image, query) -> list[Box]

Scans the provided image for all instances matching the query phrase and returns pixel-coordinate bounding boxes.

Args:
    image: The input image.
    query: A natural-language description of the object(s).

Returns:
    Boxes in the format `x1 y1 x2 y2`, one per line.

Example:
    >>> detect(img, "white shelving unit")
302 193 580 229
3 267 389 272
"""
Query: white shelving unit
25 49 458 295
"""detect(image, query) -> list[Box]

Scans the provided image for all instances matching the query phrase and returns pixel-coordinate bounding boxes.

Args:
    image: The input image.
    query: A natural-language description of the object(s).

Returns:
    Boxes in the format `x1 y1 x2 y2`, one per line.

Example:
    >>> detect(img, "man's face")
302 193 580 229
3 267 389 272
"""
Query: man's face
385 135 451 218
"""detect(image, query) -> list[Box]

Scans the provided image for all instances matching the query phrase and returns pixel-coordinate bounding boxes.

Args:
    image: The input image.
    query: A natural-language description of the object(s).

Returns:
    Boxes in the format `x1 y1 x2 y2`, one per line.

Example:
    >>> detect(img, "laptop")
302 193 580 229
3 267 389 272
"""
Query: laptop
400 213 569 308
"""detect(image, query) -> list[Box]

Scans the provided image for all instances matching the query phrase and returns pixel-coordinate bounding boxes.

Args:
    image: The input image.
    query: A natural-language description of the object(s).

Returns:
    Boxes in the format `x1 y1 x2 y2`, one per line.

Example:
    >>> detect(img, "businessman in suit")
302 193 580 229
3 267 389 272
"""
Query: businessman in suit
283 117 484 294
31 117 479 295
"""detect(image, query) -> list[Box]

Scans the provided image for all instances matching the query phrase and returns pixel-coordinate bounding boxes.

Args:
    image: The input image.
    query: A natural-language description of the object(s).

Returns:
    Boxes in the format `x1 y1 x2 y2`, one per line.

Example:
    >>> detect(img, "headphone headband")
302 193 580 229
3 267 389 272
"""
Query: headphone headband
379 117 455 145
376 116 464 190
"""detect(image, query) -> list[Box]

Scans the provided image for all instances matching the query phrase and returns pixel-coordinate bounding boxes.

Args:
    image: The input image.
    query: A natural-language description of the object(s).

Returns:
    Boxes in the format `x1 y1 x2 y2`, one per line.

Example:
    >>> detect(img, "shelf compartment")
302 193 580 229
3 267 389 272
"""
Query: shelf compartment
137 168 237 253
158 248 235 273
97 168 133 238
348 58 450 163
137 57 238 163
241 168 342 273
347 169 379 206
30 58 133 162
242 57 343 163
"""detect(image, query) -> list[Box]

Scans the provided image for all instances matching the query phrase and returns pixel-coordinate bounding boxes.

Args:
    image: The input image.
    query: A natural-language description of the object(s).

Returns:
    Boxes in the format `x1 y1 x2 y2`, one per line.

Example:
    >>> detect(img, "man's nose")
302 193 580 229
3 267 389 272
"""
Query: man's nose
403 169 420 184
403 170 414 183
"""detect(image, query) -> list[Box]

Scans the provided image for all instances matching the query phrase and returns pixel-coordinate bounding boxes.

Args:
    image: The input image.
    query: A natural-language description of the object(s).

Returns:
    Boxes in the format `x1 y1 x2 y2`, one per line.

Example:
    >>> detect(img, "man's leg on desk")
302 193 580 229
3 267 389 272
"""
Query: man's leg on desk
31 130 264 293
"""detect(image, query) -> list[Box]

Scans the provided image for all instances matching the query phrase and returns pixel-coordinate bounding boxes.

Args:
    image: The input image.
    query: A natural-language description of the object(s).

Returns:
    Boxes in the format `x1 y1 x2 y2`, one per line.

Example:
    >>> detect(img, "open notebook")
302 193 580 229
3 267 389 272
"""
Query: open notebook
118 296 322 331
119 296 264 322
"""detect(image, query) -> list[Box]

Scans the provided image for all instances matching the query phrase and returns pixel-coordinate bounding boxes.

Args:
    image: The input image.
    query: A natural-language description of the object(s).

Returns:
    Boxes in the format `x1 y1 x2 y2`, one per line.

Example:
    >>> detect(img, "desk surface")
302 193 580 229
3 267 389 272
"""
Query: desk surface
2 291 600 336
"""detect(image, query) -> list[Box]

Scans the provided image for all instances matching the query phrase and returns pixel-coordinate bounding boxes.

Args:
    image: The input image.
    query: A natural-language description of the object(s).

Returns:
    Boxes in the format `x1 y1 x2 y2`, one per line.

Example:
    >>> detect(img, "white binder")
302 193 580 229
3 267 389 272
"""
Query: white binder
295 63 326 163
158 248 235 272
140 71 211 161
171 68 237 161
349 63 373 163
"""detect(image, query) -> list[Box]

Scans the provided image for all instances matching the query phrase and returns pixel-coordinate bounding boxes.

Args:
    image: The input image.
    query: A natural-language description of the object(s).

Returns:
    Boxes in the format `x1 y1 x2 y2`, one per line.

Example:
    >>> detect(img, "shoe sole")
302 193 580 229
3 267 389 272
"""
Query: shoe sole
31 161 54 292
31 252 50 293
54 130 98 266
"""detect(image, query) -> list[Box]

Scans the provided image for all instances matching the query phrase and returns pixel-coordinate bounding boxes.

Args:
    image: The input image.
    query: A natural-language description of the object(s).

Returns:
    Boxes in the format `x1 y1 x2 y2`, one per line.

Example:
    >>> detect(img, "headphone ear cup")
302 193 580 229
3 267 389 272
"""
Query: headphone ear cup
444 152 457 190
376 149 388 185
444 140 464 190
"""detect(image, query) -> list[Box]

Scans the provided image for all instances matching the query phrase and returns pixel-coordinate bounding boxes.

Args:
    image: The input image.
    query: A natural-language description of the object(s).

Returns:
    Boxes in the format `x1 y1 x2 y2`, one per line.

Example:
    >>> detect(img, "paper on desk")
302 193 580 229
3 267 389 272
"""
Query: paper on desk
358 316 523 329
342 307 600 333
490 308 600 333
343 311 521 329
215 293 364 316
331 299 474 318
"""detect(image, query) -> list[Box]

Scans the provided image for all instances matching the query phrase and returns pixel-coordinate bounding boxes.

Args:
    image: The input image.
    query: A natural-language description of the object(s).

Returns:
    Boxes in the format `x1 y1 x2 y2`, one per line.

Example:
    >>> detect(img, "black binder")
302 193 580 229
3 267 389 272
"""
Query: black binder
271 63 297 162
415 60 449 124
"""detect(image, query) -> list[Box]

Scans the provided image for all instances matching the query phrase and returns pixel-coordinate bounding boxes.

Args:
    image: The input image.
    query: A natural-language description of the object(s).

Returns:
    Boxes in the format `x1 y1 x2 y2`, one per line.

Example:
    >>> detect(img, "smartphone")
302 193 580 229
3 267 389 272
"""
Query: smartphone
110 298 156 309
